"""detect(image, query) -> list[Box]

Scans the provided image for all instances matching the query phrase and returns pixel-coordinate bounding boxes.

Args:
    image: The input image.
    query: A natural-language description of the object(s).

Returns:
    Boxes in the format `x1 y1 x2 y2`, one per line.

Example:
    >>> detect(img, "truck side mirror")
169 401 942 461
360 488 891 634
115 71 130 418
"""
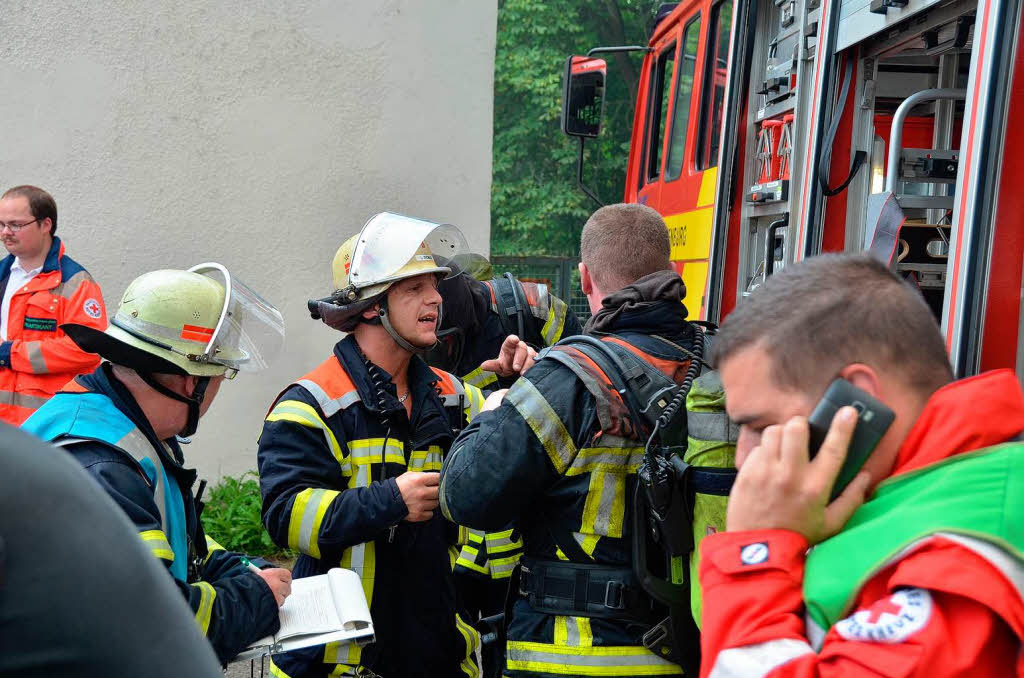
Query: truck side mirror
560 56 607 138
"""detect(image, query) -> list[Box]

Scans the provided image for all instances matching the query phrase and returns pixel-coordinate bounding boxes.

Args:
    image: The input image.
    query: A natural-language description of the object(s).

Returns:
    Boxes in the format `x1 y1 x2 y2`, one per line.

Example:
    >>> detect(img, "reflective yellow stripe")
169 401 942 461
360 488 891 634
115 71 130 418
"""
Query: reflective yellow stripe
409 445 443 471
574 532 601 558
580 471 627 539
542 296 570 346
267 400 346 468
555 616 593 647
268 659 293 677
463 381 485 421
507 379 576 473
347 438 405 466
506 641 682 676
566 447 645 477
488 555 520 579
287 487 341 558
192 582 217 635
456 613 481 677
331 542 376 666
456 545 490 575
328 665 356 676
485 530 522 554
463 366 499 390
139 529 174 562
204 535 226 552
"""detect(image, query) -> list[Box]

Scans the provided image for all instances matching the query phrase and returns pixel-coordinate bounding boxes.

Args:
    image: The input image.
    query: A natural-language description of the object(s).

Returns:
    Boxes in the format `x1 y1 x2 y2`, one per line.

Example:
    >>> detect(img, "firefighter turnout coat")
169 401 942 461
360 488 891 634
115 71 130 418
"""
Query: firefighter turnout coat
440 302 697 678
22 364 279 663
0 237 106 424
258 335 485 678
699 370 1024 677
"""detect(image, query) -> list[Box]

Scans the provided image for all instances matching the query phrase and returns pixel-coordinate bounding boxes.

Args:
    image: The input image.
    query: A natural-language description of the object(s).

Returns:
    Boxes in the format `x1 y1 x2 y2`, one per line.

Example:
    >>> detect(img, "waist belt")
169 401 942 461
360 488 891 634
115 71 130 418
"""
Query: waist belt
518 557 656 621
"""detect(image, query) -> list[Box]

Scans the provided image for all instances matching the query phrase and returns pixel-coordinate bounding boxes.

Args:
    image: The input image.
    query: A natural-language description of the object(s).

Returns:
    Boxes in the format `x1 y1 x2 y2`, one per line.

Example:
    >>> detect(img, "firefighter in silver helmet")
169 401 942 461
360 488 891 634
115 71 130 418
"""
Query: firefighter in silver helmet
258 212 486 678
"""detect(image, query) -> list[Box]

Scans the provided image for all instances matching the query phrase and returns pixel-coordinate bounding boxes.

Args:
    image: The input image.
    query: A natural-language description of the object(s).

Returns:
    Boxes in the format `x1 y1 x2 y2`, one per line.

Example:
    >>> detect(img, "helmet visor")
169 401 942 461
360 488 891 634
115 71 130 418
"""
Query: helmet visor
188 263 285 372
347 212 467 290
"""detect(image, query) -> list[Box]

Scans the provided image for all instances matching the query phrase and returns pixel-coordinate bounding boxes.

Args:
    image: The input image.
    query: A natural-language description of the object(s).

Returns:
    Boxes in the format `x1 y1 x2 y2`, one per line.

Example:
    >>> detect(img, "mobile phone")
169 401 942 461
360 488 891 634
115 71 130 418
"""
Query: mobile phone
807 379 895 500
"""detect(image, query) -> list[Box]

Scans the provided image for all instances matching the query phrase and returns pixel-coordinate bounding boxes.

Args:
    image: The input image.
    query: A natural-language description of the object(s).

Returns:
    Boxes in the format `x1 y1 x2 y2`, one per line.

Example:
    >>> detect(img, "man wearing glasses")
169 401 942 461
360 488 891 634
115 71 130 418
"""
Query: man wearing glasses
0 185 107 424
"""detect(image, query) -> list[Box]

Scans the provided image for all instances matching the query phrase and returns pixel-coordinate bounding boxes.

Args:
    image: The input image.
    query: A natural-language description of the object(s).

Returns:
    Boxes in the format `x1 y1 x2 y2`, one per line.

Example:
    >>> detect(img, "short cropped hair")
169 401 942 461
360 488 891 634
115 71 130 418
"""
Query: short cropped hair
712 253 953 396
580 203 671 292
2 185 57 235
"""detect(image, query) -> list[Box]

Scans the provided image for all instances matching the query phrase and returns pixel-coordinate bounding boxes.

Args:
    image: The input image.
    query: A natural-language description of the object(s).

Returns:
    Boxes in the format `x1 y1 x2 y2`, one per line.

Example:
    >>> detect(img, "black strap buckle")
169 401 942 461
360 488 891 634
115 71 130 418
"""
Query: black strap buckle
604 580 626 610
642 617 670 652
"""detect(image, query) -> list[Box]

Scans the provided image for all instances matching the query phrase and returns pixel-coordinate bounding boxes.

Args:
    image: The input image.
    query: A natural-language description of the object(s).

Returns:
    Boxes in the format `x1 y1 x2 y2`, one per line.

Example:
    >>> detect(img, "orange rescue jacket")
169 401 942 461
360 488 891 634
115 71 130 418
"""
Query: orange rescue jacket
0 237 106 424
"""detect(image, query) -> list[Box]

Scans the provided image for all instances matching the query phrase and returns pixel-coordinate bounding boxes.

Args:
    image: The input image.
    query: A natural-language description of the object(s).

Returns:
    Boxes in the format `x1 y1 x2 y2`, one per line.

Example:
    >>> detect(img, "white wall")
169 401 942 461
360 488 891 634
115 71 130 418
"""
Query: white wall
0 0 496 480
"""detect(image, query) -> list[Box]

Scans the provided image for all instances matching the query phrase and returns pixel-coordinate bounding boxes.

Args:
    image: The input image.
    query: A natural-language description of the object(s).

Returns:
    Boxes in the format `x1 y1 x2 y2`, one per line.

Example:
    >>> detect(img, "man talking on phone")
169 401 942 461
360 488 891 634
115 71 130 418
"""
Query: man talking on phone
700 254 1024 677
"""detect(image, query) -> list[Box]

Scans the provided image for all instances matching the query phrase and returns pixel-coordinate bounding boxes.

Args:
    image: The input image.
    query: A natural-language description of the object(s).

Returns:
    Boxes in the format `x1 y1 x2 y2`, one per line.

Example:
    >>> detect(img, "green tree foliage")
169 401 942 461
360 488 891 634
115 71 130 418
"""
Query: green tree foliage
490 0 664 257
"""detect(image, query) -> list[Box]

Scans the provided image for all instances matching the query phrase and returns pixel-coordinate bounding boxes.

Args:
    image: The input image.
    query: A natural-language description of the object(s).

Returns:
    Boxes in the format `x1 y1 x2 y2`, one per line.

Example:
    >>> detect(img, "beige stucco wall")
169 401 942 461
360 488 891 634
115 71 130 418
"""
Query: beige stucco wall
0 1 496 480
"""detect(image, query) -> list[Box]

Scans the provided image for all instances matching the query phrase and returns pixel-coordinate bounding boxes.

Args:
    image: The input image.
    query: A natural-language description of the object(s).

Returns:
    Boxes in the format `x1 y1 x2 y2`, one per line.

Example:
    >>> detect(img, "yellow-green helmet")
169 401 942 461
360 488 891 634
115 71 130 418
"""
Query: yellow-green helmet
64 263 284 377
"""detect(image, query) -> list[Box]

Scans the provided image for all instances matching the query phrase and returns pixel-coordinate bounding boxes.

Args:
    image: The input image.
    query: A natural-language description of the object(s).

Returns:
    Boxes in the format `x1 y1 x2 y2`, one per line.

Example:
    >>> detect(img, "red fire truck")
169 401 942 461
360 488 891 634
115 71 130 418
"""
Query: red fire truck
561 0 1023 379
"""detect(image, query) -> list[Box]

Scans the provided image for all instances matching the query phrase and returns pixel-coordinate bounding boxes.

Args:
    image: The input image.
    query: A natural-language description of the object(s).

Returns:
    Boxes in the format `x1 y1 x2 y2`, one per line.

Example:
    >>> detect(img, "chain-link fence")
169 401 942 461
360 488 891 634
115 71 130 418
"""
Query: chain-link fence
490 255 591 327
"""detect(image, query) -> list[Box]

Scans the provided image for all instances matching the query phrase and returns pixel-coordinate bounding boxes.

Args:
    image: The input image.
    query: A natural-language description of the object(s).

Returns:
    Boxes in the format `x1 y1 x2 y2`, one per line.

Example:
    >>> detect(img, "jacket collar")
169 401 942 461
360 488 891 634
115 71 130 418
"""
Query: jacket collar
334 334 441 416
892 369 1024 475
0 236 62 282
76 363 188 470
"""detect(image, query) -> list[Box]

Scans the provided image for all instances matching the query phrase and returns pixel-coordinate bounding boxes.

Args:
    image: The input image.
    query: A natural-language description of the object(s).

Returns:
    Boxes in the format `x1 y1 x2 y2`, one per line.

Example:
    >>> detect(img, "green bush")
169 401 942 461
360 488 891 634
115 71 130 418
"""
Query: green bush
202 471 295 561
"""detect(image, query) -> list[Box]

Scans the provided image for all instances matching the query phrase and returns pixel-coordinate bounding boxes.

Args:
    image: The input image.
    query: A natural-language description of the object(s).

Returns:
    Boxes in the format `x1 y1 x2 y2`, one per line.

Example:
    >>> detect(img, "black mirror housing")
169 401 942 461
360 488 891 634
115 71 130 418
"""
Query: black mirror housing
560 55 607 138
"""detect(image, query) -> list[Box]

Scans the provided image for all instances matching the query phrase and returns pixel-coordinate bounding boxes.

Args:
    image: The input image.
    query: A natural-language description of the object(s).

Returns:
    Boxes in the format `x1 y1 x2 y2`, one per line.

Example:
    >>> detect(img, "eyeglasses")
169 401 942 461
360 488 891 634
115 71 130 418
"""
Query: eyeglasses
0 218 39 233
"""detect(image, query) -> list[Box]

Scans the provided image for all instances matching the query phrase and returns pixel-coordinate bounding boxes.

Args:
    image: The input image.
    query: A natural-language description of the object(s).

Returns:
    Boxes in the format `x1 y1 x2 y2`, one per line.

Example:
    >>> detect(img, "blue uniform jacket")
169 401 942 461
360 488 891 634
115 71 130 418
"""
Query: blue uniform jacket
258 335 483 678
23 363 279 664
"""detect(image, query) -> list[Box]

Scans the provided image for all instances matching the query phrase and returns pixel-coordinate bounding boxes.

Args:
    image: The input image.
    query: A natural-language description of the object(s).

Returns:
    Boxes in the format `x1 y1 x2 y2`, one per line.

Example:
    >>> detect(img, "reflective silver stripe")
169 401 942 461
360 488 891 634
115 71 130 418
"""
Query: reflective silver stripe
54 270 93 298
592 472 621 536
565 617 580 646
441 374 468 409
117 427 170 536
688 410 740 443
506 378 576 473
298 488 333 553
25 341 48 373
0 389 51 409
805 614 827 652
296 378 361 418
533 284 551 320
707 638 814 678
463 367 498 390
935 532 1024 595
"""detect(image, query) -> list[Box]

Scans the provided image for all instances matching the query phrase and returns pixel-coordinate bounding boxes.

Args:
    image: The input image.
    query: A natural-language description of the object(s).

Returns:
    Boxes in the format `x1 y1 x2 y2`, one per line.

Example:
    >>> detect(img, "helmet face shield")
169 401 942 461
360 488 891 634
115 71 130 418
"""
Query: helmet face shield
347 213 466 291
188 263 285 372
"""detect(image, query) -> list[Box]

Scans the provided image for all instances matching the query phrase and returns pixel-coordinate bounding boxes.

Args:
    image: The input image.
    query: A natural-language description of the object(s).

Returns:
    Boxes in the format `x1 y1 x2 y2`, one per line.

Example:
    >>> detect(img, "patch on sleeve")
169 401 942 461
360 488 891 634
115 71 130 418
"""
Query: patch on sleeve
835 588 933 643
740 542 770 565
83 298 102 319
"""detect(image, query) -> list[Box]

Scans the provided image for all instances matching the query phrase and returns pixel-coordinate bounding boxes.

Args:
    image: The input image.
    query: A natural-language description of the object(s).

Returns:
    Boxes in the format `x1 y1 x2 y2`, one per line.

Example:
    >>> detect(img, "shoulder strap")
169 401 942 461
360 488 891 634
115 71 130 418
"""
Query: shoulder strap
488 274 541 342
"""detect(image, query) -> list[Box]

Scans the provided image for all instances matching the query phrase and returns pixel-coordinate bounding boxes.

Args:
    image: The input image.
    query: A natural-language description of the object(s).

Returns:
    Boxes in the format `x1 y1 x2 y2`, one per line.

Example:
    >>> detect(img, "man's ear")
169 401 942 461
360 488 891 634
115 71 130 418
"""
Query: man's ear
838 363 883 399
361 303 380 320
579 262 593 295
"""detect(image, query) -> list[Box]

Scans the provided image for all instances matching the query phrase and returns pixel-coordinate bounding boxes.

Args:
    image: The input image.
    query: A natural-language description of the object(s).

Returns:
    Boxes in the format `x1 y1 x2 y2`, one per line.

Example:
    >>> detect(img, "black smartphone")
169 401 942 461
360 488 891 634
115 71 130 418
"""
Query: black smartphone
807 379 895 500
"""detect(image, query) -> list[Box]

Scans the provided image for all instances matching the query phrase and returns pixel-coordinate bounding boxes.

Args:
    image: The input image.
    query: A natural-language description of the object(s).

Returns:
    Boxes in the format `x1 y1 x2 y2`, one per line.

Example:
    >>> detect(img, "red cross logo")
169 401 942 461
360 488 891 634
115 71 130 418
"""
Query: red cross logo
865 597 903 623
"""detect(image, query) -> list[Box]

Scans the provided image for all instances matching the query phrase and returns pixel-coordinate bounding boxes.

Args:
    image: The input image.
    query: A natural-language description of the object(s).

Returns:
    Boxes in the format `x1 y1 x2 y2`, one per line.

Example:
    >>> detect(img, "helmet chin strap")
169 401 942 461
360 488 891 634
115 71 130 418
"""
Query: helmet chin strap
138 372 211 438
378 306 432 354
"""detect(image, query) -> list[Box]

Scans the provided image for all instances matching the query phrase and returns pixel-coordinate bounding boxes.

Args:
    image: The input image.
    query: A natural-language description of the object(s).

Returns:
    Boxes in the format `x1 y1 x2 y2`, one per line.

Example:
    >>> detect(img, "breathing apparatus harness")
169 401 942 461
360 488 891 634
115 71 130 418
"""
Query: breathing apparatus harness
524 325 735 674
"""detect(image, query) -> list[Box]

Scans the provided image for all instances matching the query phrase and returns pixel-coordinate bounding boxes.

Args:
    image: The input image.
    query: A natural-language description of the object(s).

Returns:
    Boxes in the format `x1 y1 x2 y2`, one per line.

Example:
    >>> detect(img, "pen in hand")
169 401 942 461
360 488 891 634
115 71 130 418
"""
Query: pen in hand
239 556 262 574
